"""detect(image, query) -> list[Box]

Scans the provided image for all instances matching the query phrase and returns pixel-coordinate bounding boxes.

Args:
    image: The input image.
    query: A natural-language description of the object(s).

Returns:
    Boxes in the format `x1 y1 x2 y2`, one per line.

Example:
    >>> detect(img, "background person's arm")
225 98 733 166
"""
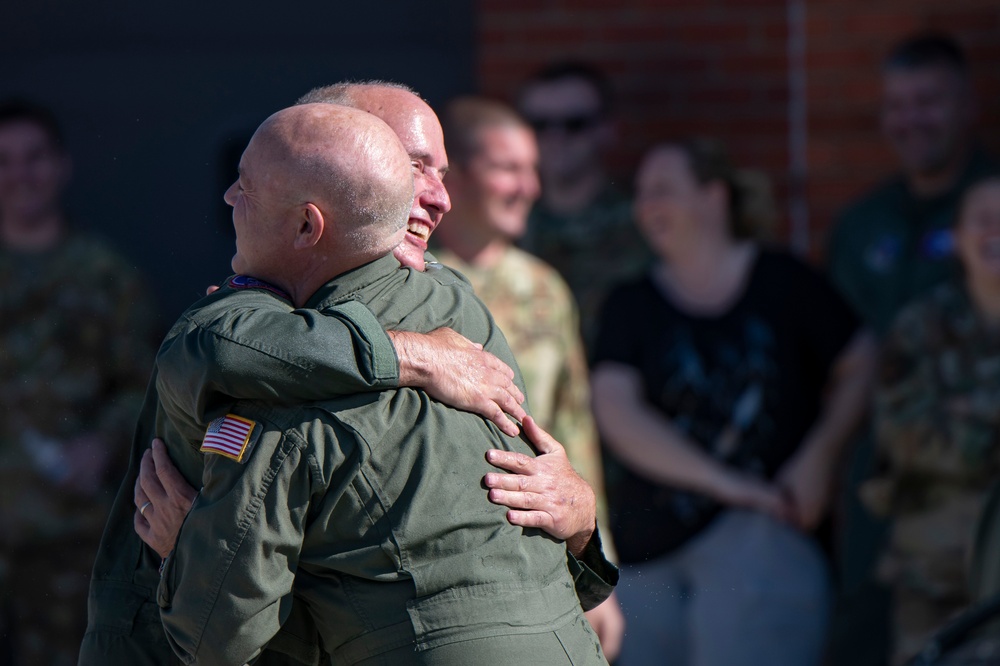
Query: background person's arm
776 330 877 529
592 362 790 519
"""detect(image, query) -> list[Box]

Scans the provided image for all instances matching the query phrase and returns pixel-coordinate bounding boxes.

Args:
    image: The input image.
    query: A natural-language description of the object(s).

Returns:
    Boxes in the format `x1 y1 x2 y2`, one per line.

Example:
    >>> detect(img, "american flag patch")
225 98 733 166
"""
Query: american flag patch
200 414 257 462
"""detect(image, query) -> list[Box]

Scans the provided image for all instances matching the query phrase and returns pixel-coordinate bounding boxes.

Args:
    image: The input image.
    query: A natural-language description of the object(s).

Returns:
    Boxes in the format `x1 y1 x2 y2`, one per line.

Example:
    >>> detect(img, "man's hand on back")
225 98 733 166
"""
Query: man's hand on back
389 328 526 436
483 416 596 555
134 438 197 559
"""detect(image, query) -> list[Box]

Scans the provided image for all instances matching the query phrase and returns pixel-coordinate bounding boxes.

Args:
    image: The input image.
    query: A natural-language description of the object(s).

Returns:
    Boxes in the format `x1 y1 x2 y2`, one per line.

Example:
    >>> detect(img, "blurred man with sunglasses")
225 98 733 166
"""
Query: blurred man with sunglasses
517 62 649 351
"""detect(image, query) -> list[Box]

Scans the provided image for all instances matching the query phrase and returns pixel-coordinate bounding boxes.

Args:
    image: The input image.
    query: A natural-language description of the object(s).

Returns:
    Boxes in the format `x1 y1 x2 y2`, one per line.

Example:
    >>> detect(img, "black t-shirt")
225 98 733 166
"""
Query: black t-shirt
593 248 859 563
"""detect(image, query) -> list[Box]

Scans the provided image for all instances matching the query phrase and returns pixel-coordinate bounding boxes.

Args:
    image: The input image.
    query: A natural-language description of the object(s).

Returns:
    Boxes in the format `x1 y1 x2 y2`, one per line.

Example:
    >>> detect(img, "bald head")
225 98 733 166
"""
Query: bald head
296 82 452 270
255 103 412 251
298 80 417 109
226 103 412 303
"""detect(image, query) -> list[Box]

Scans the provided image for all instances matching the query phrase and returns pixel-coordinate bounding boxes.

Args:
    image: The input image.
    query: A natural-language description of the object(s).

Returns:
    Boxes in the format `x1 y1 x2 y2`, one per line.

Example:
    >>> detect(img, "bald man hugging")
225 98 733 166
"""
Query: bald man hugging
147 104 609 665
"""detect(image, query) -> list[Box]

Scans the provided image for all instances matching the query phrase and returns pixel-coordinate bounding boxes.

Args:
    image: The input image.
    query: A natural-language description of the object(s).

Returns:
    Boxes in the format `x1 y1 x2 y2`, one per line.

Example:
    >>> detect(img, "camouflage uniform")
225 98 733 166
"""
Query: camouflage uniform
863 278 1000 663
825 148 996 666
433 246 613 558
520 186 651 353
0 233 156 666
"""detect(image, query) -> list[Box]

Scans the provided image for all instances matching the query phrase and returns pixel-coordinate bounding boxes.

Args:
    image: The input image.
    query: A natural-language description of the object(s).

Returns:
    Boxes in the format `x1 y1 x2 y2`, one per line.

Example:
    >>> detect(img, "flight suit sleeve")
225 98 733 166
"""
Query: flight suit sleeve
156 413 315 666
566 527 619 611
159 294 399 419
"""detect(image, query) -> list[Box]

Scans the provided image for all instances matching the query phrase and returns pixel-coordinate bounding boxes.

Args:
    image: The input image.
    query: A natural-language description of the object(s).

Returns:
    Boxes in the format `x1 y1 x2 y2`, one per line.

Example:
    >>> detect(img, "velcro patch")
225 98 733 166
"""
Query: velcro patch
200 414 259 463
228 275 291 301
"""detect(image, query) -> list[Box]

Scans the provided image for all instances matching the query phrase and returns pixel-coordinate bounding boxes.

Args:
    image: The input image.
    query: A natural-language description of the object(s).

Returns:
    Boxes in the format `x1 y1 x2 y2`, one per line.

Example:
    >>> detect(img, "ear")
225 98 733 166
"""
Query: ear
293 203 325 250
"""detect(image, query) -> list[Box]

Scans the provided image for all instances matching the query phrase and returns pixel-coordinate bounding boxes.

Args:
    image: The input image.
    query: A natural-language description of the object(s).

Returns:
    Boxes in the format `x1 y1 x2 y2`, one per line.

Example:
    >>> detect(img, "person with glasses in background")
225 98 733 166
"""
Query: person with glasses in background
517 62 650 352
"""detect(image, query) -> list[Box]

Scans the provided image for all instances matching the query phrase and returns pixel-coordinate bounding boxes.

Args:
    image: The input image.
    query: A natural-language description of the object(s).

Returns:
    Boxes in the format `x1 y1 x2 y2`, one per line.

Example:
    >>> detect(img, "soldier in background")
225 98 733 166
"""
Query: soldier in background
829 33 994 336
0 100 157 665
825 34 996 666
864 175 1000 664
517 62 649 351
433 96 625 660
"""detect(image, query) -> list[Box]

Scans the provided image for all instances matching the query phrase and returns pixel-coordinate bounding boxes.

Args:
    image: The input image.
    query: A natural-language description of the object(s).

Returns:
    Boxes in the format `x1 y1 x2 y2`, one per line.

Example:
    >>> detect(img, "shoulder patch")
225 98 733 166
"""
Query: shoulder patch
200 414 260 463
864 234 902 273
228 275 291 301
919 228 954 260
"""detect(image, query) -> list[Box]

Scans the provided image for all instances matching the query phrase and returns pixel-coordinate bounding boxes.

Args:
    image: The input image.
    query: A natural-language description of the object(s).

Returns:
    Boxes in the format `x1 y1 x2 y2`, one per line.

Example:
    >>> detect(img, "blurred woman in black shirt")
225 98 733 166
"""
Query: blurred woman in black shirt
592 139 876 666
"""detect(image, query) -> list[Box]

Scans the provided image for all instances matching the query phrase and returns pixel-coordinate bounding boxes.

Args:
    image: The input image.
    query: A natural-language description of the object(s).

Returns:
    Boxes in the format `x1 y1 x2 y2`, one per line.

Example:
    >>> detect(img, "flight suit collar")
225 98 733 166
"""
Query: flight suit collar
304 253 402 309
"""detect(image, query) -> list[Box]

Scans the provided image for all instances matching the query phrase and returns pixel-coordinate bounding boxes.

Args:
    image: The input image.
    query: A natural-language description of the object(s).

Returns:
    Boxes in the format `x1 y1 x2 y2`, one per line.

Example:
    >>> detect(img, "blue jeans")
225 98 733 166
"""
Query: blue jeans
616 510 830 666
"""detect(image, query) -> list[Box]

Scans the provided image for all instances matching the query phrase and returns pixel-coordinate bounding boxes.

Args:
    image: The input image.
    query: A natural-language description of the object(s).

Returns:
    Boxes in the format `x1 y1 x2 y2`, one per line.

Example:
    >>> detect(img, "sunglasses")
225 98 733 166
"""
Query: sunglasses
527 112 604 135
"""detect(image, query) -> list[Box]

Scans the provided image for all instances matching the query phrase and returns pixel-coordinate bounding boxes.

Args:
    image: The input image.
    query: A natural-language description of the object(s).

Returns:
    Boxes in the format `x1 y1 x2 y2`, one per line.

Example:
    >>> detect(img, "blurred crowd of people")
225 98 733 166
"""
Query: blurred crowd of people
1 28 999 666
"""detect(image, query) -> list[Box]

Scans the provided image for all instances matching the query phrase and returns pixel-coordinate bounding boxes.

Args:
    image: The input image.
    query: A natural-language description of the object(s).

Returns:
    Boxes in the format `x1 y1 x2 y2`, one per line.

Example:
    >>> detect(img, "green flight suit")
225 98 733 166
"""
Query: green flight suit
81 260 616 665
155 255 609 665
81 278 399 666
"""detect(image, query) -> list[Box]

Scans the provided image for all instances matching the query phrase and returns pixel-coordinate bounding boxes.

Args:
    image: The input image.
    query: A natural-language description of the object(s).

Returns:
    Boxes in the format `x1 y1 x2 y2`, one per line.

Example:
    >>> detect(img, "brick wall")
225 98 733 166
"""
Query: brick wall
806 1 1000 249
477 0 1000 255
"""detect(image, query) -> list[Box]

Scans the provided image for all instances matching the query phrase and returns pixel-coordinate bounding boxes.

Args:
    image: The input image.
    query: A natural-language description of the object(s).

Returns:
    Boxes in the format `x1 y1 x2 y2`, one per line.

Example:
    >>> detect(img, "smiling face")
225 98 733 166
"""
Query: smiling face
956 178 1000 285
224 103 415 297
633 146 715 258
357 89 451 270
881 65 973 178
448 124 540 243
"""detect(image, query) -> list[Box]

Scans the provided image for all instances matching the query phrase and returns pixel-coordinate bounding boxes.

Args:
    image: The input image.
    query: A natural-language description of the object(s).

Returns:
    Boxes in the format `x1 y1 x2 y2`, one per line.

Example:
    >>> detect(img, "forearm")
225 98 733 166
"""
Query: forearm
798 331 878 465
386 328 526 435
592 365 733 502
388 329 438 388
158 299 399 416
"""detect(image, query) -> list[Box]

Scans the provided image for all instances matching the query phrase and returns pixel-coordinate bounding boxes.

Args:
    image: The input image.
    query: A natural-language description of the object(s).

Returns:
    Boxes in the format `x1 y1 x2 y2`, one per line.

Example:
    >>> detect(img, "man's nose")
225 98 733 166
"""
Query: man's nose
223 181 238 206
423 176 451 215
